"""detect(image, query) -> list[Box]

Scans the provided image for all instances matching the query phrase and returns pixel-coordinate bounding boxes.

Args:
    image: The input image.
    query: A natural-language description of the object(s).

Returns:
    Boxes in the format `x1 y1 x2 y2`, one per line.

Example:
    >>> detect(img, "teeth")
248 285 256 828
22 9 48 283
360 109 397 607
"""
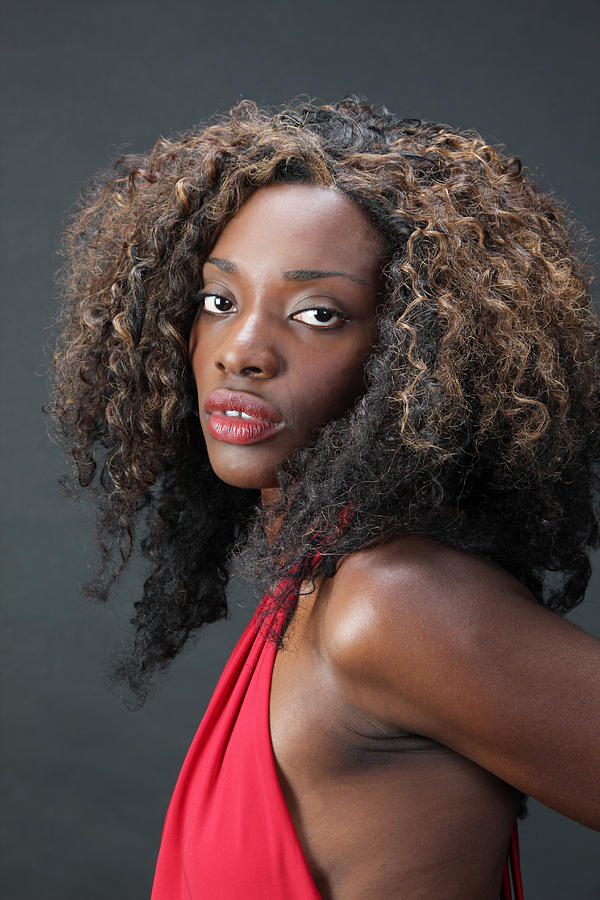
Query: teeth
223 410 255 419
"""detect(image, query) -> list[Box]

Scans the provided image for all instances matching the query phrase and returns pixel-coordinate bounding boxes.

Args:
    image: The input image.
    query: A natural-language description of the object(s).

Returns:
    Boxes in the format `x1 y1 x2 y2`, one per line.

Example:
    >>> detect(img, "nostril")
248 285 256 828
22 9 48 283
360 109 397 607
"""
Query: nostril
214 347 279 378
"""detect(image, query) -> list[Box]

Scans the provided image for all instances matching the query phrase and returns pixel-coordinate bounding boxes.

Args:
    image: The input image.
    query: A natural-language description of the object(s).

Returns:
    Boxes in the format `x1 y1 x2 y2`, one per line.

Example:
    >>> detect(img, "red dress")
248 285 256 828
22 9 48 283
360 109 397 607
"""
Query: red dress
151 580 523 899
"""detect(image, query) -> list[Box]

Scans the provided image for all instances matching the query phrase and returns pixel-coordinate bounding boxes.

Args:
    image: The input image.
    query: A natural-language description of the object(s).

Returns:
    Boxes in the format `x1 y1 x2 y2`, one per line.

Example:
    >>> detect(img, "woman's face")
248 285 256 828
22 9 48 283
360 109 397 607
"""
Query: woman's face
188 182 385 492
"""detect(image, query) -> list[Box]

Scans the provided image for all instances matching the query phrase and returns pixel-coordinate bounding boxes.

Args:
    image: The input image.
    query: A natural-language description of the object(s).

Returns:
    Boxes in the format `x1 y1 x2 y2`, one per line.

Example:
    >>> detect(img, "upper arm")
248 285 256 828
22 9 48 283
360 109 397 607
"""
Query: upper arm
323 536 600 830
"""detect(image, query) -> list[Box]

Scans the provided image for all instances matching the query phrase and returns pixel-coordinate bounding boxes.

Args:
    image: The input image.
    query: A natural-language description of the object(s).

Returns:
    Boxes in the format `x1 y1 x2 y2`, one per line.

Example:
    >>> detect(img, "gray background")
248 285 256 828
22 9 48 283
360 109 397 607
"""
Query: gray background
2 0 599 896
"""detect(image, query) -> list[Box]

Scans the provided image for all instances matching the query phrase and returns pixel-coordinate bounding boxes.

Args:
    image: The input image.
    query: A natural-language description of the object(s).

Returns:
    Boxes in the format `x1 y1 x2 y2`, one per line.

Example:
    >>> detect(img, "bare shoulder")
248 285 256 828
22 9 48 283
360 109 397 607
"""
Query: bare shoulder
318 533 600 829
335 532 534 597
321 533 534 665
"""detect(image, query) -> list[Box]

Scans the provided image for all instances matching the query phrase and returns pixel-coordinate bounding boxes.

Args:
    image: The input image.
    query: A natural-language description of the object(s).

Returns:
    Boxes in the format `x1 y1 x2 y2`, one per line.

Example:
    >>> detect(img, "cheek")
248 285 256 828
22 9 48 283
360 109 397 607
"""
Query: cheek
295 349 370 426
189 332 212 389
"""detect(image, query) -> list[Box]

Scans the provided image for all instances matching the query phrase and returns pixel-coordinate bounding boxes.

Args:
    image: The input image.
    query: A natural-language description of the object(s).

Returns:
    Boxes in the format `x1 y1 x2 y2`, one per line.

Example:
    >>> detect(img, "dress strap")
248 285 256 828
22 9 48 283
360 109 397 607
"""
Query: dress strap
500 820 524 899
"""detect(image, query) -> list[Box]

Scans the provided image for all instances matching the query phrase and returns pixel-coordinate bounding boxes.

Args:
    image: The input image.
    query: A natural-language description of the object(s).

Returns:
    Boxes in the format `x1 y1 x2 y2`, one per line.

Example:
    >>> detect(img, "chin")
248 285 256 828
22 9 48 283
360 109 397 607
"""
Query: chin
209 459 280 491
203 435 284 491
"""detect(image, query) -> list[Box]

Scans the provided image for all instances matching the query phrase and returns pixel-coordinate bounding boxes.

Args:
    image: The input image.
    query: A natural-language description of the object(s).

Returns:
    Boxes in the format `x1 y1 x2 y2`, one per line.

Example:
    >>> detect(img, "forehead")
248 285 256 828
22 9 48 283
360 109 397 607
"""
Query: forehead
206 183 383 281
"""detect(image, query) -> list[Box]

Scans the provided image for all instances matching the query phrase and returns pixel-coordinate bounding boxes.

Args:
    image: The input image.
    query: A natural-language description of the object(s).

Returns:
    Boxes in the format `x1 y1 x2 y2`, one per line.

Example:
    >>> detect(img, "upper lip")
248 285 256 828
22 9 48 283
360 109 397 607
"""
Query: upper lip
203 389 282 422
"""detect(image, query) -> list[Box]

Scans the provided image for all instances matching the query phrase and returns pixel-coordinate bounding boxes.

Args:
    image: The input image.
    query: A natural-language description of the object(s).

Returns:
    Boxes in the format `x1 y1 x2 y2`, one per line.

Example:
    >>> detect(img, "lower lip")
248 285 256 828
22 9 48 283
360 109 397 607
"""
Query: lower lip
207 412 283 445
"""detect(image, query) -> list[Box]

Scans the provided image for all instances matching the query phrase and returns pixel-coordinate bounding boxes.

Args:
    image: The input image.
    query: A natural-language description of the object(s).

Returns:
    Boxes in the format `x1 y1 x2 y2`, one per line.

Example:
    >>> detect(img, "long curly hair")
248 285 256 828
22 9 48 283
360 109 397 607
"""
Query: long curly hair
47 97 600 701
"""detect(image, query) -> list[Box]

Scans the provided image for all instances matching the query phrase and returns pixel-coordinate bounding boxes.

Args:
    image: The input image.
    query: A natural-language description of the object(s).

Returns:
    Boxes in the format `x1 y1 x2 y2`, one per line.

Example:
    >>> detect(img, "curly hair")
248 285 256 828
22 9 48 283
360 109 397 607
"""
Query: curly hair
47 96 600 701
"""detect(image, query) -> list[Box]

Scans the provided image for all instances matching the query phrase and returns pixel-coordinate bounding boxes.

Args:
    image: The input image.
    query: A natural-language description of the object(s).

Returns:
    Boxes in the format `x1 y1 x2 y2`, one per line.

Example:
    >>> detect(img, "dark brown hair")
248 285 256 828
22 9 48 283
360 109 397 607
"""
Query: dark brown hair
47 97 600 700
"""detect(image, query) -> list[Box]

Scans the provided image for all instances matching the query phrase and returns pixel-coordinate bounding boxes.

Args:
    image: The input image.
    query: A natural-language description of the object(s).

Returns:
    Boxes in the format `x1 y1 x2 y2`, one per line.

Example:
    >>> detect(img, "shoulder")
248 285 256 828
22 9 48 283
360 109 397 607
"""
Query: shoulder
320 534 534 667
315 533 547 742
315 534 600 828
331 532 532 599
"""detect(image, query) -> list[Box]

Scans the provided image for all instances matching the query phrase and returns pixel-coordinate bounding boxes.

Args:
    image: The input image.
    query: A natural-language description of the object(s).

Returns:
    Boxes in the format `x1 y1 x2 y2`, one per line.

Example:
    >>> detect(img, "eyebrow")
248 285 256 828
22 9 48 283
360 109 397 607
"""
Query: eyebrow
205 257 369 286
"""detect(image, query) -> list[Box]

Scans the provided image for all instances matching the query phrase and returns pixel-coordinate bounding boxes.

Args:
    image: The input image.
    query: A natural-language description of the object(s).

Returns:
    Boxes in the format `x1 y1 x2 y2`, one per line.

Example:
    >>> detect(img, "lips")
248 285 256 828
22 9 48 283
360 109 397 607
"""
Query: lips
203 389 284 445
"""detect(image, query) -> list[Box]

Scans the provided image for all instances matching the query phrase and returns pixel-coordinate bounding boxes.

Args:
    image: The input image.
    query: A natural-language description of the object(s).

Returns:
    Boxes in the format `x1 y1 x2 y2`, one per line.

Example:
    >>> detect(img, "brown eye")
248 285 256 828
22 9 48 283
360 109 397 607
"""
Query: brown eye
200 293 236 315
291 307 348 328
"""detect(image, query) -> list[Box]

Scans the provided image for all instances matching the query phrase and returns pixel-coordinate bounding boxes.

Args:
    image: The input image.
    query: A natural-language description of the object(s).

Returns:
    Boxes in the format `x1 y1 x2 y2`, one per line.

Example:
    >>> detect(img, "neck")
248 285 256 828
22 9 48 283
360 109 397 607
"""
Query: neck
261 487 283 545
260 487 281 508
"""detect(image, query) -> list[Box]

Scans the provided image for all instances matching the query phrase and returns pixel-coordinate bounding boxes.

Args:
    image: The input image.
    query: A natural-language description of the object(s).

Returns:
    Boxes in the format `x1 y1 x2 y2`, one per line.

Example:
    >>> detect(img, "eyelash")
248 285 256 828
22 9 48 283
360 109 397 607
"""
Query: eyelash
196 292 350 329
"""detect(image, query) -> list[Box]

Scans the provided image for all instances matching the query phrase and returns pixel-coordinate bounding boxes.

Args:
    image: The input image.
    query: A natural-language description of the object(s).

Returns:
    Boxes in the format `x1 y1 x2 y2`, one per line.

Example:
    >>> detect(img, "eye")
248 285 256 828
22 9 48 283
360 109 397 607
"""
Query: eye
199 292 236 315
291 307 349 329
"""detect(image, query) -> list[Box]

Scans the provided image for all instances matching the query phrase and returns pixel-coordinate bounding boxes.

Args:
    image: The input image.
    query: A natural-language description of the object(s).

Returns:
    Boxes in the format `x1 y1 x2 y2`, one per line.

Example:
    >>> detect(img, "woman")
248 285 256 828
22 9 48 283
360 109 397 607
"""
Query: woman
48 98 600 898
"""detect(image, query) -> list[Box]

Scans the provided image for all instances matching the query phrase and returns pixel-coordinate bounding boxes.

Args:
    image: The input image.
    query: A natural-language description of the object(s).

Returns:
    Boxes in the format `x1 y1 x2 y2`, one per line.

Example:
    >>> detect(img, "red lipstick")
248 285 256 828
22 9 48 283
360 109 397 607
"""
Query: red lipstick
203 389 284 445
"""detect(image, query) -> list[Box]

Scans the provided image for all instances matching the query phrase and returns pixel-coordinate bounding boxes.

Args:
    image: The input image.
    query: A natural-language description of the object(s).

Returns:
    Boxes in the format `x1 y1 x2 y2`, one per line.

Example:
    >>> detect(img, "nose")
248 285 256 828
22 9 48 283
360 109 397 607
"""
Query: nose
214 314 281 379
